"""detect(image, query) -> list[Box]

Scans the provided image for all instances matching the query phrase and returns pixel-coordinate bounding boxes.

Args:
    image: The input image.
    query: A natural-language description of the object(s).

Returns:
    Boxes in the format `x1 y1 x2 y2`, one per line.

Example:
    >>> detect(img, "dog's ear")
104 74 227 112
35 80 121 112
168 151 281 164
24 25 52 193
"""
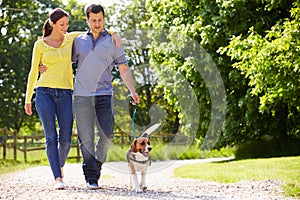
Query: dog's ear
131 139 138 153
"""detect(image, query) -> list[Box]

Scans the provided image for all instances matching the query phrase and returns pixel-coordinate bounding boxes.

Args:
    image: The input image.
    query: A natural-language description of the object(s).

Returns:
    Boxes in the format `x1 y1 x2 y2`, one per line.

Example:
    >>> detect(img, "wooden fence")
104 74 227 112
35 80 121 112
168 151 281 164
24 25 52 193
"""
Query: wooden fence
0 128 81 162
0 128 177 162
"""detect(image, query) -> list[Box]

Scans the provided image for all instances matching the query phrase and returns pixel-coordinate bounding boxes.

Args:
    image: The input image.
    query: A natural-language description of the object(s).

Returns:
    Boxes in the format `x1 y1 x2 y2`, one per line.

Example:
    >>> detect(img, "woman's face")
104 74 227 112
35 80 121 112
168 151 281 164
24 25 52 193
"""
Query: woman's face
51 16 69 35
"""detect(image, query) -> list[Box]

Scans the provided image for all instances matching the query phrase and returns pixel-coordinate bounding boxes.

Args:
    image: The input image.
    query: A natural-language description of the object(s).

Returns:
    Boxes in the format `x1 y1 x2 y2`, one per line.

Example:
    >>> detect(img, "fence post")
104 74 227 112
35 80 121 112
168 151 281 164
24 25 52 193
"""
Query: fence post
3 128 7 160
24 136 27 162
121 131 124 148
13 130 17 160
75 142 81 162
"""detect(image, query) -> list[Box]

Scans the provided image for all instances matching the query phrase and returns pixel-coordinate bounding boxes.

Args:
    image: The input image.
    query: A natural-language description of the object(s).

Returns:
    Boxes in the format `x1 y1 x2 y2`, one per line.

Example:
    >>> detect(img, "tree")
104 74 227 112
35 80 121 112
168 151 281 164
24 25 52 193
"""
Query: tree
105 0 180 136
143 0 297 147
63 0 86 32
223 3 300 139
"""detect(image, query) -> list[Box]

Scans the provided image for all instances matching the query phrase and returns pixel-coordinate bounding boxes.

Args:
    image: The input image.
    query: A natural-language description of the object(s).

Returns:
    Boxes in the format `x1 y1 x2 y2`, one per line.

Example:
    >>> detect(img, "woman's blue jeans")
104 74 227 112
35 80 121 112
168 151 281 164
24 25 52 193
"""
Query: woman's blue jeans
35 87 73 179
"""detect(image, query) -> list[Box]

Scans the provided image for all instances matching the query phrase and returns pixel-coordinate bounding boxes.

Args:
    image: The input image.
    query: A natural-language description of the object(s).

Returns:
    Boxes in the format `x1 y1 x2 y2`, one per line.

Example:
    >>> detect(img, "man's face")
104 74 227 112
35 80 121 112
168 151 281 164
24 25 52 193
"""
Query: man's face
87 12 104 35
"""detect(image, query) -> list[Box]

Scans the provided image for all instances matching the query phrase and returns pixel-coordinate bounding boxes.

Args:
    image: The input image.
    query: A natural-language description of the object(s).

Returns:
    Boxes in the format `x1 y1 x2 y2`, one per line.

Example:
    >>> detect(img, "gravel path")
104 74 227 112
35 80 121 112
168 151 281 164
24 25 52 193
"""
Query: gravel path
0 157 296 200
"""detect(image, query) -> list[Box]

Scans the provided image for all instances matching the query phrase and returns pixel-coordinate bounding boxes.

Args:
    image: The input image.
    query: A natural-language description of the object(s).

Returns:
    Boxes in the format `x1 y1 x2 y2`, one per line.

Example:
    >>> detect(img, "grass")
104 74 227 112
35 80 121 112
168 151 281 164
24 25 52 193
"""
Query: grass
0 159 48 175
0 143 82 174
174 156 300 197
0 143 234 174
106 143 236 161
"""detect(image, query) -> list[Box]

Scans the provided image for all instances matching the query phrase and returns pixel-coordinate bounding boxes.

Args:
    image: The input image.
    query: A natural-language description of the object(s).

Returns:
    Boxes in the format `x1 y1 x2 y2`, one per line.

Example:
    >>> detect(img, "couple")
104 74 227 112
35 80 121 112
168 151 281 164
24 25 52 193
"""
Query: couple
24 4 139 190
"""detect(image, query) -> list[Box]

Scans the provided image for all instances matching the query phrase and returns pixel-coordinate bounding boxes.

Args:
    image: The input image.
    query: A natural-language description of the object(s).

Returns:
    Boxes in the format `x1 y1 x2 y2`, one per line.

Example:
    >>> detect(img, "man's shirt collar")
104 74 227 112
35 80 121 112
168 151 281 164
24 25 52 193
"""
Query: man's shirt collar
87 29 108 37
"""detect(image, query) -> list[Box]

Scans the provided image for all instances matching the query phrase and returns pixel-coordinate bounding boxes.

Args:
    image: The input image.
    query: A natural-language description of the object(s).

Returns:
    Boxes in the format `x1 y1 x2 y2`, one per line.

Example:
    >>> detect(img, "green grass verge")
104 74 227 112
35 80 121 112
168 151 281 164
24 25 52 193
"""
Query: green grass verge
174 156 300 197
0 144 234 174
106 144 236 161
0 159 48 175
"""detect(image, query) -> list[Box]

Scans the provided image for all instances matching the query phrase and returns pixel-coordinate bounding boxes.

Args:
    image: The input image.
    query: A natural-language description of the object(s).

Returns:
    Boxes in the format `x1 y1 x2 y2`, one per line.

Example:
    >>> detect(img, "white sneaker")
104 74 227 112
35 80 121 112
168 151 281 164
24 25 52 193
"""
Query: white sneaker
54 181 65 190
86 182 100 190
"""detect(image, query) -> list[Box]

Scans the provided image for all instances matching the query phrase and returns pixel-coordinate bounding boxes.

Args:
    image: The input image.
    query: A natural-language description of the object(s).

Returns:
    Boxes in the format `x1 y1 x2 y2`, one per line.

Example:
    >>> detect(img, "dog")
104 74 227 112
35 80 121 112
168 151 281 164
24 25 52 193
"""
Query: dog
126 137 152 193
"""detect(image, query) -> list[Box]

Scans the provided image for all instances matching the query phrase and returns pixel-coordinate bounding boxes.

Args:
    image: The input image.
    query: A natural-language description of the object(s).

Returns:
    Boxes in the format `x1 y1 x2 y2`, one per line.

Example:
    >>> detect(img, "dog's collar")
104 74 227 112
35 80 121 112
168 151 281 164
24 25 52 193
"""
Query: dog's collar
127 150 152 166
129 157 151 165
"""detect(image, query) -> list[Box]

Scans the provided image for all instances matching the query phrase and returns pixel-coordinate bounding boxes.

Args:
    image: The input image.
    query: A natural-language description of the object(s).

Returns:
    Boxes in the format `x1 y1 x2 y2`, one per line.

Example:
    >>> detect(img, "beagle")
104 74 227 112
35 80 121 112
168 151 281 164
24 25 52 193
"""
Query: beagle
126 137 152 193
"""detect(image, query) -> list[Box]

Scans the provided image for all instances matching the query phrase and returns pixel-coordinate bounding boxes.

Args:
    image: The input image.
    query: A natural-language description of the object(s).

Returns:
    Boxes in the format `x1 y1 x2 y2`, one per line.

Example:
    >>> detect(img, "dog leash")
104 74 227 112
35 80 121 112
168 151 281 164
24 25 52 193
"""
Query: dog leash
131 103 138 138
128 95 138 139
127 95 153 167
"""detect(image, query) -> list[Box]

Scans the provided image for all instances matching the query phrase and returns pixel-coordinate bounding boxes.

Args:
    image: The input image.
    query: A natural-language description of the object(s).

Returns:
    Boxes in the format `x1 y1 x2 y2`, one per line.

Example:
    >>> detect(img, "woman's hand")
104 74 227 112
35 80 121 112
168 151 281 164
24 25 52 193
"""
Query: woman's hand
112 32 122 48
24 103 32 116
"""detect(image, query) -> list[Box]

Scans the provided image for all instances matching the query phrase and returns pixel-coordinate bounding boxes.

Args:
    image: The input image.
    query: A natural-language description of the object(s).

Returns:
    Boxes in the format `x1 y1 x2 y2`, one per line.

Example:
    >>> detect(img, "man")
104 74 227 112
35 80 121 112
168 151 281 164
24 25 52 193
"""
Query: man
72 4 140 189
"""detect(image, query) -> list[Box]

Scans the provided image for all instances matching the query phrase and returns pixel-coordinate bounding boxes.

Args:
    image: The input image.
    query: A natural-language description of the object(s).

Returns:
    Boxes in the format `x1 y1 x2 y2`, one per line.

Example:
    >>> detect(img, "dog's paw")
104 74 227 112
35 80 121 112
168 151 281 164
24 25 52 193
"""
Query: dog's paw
142 186 147 191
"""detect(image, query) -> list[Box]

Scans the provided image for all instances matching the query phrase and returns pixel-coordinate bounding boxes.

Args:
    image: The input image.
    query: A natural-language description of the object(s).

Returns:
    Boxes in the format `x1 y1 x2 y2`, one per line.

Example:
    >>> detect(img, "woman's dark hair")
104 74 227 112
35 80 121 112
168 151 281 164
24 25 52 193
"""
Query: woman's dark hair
86 4 105 19
43 8 69 37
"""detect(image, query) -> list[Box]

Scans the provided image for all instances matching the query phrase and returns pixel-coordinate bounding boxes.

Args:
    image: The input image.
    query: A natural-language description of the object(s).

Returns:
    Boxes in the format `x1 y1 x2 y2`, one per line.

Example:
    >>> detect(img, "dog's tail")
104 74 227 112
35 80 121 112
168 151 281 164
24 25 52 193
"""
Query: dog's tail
140 123 161 138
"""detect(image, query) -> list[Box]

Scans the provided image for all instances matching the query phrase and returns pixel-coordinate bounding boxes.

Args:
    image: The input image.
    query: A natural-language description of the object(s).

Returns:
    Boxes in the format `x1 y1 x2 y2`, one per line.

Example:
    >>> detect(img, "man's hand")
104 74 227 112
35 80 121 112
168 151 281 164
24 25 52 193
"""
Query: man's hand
24 103 32 116
112 32 122 48
39 62 47 74
130 92 140 105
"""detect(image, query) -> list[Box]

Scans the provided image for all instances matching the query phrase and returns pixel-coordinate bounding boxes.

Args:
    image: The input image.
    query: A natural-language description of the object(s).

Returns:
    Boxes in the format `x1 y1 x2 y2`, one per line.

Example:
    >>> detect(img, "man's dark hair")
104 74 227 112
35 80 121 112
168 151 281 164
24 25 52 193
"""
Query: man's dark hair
86 4 105 19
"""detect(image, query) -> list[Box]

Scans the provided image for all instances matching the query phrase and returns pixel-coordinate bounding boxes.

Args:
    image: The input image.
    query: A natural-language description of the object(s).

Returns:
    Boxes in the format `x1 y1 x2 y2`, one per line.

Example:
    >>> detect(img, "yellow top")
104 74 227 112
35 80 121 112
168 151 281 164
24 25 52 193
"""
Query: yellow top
25 32 82 103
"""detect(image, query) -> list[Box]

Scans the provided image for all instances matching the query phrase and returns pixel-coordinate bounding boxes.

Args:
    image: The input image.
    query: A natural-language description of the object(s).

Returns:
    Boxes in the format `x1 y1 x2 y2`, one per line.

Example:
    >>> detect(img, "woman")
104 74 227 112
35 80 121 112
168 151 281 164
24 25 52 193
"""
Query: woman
24 8 120 189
